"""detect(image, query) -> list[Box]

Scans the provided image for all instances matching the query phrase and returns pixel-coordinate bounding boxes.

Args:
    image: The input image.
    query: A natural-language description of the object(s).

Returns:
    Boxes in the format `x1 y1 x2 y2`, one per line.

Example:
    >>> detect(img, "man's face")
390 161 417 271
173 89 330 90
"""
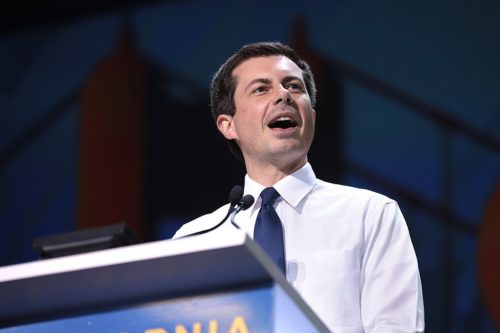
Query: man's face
217 55 316 169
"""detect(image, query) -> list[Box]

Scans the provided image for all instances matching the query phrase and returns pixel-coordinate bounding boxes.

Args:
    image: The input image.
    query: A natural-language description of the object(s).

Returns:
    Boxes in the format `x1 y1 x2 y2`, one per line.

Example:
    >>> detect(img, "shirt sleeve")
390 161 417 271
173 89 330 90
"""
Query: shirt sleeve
172 204 231 238
360 200 425 332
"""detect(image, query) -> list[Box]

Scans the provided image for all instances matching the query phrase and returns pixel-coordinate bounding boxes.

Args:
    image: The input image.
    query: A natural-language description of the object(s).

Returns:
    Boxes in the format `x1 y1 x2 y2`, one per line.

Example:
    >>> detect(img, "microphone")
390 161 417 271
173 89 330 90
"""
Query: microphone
179 186 251 238
231 194 255 229
228 185 244 211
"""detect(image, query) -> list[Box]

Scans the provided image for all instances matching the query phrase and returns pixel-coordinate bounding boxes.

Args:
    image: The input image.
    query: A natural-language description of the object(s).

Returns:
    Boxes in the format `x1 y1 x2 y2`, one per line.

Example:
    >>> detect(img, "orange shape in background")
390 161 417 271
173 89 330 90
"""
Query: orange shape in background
479 178 500 330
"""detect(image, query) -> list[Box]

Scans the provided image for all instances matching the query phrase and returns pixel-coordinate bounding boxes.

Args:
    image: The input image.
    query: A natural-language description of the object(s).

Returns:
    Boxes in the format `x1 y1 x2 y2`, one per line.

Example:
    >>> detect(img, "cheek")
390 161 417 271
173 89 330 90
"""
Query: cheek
232 113 252 140
235 108 261 129
302 109 316 127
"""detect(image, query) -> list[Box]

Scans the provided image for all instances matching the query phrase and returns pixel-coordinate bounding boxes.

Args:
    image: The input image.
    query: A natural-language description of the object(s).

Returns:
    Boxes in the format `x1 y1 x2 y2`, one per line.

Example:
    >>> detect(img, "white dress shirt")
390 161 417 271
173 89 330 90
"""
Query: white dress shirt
174 163 425 333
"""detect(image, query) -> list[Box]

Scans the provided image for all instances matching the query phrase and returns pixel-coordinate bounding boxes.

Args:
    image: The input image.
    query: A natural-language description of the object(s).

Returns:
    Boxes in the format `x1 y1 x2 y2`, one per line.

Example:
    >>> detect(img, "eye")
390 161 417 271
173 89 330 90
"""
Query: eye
251 86 268 94
285 82 304 92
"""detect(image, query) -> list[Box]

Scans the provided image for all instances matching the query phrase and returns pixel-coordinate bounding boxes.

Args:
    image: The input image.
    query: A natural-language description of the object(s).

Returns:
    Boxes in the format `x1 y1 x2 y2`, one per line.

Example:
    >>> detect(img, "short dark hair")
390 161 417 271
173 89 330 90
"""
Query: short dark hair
210 41 317 161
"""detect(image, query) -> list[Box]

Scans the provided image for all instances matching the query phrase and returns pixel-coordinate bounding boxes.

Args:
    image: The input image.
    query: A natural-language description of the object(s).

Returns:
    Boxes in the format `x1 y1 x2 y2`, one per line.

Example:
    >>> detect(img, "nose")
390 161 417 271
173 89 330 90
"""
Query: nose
274 86 292 105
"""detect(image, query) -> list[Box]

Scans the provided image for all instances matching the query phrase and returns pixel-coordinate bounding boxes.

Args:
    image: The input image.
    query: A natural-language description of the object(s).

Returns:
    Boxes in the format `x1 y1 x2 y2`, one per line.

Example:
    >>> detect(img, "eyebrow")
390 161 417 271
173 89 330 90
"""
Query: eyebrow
244 78 272 92
281 75 304 85
244 75 304 92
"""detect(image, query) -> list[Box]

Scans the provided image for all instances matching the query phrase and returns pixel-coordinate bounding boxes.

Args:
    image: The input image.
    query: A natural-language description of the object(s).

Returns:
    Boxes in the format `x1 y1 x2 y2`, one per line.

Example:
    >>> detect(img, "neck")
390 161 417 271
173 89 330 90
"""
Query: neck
245 157 307 187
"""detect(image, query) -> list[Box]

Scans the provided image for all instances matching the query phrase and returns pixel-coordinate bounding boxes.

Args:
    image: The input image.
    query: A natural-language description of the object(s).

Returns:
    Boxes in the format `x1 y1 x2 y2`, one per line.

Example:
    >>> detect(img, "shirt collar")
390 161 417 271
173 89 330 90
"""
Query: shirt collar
243 162 317 211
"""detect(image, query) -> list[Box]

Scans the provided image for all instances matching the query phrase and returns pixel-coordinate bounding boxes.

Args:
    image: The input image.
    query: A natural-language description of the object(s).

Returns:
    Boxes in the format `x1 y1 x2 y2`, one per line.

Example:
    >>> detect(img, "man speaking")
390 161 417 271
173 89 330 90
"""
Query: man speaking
174 42 425 333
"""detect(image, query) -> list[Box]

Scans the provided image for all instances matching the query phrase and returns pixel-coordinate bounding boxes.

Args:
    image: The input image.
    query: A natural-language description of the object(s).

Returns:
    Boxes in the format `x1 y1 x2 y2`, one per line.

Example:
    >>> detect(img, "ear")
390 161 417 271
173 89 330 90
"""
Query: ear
216 114 239 140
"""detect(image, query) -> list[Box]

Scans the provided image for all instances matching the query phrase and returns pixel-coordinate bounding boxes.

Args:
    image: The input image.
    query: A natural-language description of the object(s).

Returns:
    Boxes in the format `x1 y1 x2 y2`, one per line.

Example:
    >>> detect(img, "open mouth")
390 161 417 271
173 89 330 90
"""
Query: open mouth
268 116 298 129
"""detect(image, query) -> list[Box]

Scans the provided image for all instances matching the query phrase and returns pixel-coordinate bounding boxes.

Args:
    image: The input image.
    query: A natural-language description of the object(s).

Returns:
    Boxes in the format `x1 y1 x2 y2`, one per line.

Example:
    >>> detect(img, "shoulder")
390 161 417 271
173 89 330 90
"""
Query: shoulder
313 179 396 207
172 204 230 238
313 180 411 247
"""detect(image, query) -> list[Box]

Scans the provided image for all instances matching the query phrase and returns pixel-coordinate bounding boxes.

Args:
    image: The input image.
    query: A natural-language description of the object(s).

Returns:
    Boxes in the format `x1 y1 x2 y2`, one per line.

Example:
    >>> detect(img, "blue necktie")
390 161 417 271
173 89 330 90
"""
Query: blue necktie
254 187 286 274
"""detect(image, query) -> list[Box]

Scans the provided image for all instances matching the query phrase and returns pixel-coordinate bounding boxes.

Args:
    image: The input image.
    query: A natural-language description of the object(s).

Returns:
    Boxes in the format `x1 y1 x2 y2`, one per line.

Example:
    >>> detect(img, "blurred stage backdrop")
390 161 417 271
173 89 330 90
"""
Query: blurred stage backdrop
0 0 498 332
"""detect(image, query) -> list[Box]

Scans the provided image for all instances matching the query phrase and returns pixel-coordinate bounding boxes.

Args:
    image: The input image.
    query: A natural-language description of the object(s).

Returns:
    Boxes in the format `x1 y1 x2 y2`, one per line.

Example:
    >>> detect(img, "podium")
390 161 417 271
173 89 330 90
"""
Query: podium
0 231 330 332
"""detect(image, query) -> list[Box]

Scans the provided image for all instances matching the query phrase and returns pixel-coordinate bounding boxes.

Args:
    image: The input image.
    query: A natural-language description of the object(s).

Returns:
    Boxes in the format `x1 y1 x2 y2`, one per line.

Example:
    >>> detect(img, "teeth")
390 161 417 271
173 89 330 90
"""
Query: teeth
269 115 297 129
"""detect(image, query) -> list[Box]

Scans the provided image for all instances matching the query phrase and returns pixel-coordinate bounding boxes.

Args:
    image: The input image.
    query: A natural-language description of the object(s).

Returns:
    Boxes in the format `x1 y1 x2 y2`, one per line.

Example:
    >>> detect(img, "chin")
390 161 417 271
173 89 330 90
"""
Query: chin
268 147 307 165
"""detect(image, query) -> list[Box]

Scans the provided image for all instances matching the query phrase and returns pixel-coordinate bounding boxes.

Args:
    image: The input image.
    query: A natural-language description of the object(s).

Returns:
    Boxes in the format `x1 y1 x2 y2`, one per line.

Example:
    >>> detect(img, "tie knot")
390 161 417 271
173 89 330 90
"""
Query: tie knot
260 187 280 206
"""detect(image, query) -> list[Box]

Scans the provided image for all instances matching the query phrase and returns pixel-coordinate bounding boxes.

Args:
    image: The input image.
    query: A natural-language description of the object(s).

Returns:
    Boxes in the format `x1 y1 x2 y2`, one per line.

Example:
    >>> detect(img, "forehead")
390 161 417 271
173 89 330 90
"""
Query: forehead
232 55 303 84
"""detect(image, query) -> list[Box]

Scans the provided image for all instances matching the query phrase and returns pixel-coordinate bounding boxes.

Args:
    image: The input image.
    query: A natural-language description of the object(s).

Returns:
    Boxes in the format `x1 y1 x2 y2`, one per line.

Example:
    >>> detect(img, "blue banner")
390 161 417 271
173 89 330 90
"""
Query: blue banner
1 286 273 333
